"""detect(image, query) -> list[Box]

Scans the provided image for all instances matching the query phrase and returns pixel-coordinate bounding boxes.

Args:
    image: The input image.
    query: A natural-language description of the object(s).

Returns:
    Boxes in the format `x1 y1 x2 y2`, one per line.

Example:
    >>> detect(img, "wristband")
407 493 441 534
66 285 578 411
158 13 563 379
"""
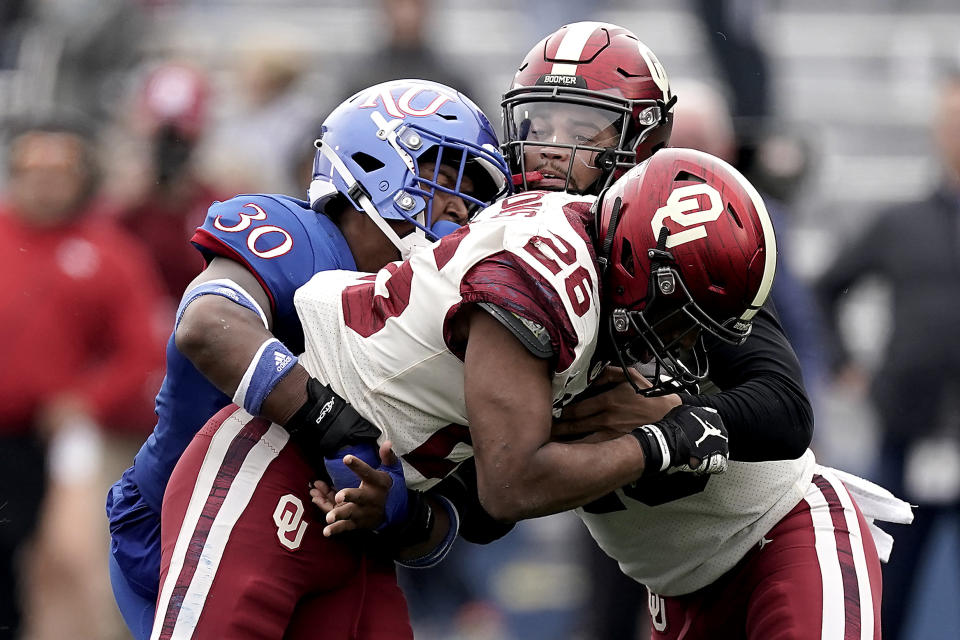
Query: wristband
631 425 670 476
176 279 268 331
233 338 298 415
383 490 435 550
398 495 460 569
48 417 103 484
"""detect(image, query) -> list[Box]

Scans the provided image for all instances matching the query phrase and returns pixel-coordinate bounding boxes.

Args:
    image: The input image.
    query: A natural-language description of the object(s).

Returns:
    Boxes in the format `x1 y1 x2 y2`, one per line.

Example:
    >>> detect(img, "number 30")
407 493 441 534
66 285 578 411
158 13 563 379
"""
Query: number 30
213 202 293 259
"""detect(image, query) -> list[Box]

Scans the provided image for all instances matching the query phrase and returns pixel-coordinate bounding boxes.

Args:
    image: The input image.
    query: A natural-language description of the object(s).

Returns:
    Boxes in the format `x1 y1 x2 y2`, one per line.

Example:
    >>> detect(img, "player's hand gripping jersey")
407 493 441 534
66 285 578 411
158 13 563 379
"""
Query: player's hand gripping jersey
294 191 600 490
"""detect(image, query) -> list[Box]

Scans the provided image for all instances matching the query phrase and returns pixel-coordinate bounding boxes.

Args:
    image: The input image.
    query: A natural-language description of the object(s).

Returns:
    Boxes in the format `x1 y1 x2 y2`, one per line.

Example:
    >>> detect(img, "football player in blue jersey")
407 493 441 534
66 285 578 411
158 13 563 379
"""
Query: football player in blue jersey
104 78 511 640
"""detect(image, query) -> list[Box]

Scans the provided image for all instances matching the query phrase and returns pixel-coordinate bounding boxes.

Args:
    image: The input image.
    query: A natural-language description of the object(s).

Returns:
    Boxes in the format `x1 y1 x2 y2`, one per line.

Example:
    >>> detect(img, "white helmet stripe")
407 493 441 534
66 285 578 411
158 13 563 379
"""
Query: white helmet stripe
313 139 413 257
637 40 671 99
550 21 606 76
710 155 778 321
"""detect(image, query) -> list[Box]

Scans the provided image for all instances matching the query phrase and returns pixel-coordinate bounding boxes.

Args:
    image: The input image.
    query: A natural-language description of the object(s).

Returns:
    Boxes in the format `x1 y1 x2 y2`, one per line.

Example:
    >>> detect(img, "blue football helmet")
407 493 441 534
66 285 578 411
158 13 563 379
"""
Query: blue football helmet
309 79 511 258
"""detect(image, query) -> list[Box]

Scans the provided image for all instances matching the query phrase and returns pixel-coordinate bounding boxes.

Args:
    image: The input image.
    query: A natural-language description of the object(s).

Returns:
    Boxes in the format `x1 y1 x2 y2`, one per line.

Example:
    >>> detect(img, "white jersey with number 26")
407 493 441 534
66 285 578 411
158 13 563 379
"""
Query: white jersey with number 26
294 191 600 490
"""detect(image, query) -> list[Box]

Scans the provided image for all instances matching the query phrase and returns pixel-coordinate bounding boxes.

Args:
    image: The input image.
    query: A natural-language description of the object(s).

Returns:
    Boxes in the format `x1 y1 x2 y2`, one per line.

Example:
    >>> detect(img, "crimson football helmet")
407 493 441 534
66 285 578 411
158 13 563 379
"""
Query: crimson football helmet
502 21 675 195
595 147 777 395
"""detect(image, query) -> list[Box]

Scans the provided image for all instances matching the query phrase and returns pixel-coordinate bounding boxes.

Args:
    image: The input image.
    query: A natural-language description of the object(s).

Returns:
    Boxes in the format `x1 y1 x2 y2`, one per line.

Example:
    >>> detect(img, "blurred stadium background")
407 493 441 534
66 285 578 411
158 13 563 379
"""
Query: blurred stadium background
1 1 958 638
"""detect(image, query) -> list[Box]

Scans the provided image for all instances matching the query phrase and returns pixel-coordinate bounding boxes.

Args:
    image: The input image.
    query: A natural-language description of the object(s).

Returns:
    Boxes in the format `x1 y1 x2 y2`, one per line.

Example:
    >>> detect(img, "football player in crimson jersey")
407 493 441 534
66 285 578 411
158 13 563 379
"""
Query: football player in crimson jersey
500 22 908 639
323 22 912 640
104 78 511 640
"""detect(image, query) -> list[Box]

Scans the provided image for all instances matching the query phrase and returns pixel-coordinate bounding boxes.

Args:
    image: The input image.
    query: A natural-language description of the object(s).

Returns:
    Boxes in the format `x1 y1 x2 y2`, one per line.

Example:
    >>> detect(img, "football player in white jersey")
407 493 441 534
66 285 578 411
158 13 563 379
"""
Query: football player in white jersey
155 145 740 639
325 21 913 640
501 22 910 639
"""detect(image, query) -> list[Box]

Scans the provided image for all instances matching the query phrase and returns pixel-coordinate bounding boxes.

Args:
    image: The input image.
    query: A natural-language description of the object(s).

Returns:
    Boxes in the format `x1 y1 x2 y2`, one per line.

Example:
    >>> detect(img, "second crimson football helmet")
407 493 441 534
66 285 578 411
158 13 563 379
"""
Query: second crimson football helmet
502 21 675 195
595 147 777 395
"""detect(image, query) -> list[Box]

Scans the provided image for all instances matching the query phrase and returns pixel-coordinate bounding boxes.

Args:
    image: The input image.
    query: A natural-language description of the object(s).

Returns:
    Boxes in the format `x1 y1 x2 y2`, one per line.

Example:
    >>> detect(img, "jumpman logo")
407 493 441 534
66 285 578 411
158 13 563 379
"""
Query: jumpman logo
691 412 728 447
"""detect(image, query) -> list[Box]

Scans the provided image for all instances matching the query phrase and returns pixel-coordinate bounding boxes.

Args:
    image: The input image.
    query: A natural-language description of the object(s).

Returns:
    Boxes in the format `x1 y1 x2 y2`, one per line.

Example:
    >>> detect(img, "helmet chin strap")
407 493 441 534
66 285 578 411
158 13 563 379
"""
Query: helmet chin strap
312 139 426 260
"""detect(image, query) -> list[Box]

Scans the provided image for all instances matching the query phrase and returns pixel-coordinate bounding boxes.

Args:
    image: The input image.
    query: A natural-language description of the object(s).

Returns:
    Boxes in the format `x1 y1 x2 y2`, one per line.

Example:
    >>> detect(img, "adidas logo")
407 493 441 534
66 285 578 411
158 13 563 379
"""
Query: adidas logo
214 287 239 302
274 351 292 372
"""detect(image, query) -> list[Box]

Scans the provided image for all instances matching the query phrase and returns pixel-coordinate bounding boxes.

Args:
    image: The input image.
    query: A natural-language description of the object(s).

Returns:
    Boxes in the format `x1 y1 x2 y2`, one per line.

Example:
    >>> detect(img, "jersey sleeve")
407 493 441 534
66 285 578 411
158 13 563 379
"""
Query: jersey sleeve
457 251 580 371
190 195 343 323
680 302 814 461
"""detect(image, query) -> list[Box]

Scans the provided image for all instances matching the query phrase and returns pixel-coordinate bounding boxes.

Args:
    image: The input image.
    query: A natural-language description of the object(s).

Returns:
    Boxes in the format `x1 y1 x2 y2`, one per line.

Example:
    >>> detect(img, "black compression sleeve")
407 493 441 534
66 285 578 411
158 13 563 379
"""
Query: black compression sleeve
679 302 813 462
429 459 515 545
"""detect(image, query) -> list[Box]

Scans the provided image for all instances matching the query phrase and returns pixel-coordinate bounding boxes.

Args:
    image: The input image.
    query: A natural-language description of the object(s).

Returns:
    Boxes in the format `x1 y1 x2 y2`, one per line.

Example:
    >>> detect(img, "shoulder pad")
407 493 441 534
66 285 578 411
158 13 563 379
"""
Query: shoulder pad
478 302 554 359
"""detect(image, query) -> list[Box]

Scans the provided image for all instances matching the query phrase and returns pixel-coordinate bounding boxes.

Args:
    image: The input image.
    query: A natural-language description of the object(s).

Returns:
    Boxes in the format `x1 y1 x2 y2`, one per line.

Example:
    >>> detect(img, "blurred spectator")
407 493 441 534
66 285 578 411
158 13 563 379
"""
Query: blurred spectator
690 0 772 144
670 78 827 396
337 0 479 109
0 117 165 638
0 0 28 69
814 69 960 640
20 0 146 125
200 46 317 195
109 61 226 306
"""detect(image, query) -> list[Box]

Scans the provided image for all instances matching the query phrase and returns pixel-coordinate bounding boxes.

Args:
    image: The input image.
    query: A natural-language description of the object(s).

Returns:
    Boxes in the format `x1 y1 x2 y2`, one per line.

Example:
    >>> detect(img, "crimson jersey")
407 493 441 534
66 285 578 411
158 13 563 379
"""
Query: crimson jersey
294 190 600 489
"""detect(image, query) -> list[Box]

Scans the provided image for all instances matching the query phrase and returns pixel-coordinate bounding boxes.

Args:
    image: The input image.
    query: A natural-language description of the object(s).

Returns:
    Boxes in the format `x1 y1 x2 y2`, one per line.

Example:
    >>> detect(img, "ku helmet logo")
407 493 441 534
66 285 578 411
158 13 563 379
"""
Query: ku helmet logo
273 494 308 551
357 85 455 118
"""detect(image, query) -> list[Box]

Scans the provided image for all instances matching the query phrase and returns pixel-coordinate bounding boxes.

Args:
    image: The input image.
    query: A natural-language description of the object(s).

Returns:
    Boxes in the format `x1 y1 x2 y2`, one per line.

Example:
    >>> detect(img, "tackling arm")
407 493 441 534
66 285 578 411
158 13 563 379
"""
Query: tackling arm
178 257 396 522
557 304 812 462
681 304 813 461
463 307 649 522
174 257 310 425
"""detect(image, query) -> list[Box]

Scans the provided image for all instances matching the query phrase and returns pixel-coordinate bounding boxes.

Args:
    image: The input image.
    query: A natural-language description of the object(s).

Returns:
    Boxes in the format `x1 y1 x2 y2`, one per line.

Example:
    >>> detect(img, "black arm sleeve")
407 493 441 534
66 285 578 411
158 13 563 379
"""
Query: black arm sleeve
429 458 515 545
678 302 813 462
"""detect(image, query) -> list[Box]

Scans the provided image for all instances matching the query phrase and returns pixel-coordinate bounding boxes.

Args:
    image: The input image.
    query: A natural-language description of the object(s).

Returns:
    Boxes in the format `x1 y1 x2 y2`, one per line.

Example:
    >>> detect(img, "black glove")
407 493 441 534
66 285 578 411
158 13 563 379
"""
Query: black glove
631 405 728 476
283 377 381 472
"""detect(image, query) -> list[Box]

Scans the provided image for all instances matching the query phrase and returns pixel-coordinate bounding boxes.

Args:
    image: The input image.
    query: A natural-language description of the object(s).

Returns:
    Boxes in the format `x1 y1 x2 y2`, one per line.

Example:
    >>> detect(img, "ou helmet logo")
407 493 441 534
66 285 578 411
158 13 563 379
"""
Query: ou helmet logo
273 494 308 551
358 86 454 118
650 184 723 249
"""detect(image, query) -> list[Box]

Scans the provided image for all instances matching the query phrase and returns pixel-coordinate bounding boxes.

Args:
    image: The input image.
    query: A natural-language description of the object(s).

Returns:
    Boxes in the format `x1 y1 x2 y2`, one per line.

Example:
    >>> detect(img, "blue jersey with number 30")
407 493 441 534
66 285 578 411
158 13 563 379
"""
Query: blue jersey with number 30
106 194 356 600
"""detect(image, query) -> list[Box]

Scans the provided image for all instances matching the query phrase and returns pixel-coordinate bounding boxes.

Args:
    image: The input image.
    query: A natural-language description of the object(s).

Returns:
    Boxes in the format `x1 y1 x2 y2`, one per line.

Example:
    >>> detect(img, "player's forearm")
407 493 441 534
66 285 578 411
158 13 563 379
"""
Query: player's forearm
476 434 646 522
464 309 650 521
690 306 813 460
176 296 273 392
175 297 309 422
682 376 811 461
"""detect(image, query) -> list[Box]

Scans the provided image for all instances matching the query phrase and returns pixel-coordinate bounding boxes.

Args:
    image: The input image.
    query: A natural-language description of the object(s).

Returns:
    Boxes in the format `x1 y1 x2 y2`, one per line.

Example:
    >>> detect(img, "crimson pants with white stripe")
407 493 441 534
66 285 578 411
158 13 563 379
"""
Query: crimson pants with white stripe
647 470 882 640
153 405 413 640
